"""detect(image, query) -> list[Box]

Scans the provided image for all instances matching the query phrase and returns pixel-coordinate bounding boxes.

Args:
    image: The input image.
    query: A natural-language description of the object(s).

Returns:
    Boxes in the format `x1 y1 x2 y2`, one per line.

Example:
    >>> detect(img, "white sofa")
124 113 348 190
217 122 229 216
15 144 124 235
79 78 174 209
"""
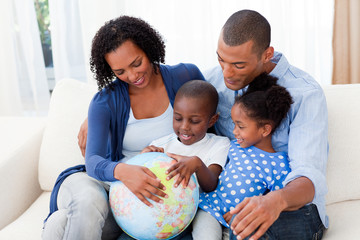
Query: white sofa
0 78 360 239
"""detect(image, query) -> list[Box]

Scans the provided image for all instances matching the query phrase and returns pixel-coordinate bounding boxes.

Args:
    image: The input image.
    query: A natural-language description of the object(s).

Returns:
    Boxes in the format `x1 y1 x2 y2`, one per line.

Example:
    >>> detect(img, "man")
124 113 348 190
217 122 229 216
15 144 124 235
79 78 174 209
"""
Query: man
205 9 328 240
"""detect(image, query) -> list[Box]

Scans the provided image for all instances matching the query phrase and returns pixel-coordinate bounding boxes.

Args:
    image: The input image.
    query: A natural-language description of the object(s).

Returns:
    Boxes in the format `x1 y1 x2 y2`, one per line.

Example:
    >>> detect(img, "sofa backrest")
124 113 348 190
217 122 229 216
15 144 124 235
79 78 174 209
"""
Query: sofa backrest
323 83 360 205
39 79 360 206
38 78 97 191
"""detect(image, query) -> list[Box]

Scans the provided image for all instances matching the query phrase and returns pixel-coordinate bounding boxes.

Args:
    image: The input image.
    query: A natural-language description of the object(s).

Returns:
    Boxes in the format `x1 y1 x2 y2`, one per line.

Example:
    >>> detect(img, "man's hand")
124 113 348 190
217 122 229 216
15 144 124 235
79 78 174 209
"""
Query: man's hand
77 118 88 157
229 192 286 240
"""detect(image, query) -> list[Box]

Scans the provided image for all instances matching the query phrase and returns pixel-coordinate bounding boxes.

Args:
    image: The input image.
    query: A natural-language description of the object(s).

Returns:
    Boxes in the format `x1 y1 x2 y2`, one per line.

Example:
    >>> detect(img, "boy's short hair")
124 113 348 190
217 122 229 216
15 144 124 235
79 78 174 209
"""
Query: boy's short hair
176 80 219 116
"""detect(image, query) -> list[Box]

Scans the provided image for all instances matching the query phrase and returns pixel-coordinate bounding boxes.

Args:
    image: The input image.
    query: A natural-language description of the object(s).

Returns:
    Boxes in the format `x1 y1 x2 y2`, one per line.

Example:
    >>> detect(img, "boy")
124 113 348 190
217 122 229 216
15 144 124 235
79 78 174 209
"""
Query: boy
142 80 230 240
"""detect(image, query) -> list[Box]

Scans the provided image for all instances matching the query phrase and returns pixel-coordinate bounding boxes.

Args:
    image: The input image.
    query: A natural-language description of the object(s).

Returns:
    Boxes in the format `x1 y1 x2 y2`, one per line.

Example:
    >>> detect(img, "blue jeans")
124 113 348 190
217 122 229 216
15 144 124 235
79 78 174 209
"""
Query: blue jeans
229 204 325 240
117 224 193 240
42 172 123 240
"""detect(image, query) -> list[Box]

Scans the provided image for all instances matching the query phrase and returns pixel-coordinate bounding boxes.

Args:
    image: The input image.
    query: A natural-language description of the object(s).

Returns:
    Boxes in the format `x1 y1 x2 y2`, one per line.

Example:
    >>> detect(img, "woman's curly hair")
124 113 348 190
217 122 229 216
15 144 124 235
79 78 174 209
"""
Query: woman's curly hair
90 16 166 91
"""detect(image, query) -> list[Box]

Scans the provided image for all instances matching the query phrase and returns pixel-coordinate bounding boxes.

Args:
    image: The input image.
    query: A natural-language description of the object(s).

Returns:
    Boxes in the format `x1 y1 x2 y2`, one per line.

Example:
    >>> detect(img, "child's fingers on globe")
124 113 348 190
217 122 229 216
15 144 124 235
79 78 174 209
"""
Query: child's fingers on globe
168 167 181 181
182 175 190 188
166 152 180 160
174 173 184 188
156 147 164 153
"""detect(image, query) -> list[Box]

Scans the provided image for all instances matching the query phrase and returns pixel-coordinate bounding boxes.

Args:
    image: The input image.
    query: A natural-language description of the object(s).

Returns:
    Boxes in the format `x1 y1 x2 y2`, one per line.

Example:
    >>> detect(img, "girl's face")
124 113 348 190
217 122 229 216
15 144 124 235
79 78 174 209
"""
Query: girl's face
231 103 268 149
173 96 217 145
105 40 154 89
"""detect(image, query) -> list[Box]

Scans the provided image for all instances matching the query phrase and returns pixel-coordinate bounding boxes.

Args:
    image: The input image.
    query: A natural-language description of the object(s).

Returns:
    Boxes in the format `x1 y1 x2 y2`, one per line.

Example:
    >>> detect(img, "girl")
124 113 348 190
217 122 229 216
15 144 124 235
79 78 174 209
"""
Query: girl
198 72 293 232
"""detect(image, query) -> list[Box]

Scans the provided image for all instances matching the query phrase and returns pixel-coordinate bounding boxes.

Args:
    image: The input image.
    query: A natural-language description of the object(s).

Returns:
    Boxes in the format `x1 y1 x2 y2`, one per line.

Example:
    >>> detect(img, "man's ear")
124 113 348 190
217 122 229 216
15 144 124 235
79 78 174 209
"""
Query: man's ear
262 123 273 137
209 113 219 128
263 46 274 63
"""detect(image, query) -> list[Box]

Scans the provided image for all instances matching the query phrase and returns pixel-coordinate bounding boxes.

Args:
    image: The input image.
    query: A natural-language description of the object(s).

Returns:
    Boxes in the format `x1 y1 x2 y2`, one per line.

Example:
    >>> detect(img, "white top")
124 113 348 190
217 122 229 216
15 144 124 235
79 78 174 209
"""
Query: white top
122 103 173 162
150 133 230 169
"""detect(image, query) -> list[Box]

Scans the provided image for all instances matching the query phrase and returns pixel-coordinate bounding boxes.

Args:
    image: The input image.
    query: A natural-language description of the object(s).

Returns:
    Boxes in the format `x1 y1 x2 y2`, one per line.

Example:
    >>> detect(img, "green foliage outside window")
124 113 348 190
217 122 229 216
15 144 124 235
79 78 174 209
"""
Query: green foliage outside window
34 0 52 66
34 0 51 46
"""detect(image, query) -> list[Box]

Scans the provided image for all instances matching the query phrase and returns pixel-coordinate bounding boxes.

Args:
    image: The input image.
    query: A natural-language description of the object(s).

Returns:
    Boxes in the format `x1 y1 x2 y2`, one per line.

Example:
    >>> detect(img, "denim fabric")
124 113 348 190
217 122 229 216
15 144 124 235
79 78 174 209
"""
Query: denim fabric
192 209 223 240
42 172 122 240
229 204 325 240
117 224 193 240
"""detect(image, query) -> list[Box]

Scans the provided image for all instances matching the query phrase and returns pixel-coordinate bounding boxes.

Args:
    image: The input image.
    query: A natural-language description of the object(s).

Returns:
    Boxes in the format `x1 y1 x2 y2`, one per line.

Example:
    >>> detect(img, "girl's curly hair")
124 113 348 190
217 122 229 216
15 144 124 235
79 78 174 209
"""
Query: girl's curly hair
90 16 166 91
235 73 293 133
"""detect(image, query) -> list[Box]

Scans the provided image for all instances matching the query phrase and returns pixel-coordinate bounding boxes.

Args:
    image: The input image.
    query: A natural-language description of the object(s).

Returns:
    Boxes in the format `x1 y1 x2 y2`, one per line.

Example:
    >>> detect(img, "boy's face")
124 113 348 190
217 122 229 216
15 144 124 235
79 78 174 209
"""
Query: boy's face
173 96 217 145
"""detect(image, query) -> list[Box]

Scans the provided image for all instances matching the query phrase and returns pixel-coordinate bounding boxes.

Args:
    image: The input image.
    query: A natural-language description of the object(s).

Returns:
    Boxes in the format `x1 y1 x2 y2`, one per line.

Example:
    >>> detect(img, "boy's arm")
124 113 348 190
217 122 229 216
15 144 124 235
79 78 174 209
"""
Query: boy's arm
165 153 222 192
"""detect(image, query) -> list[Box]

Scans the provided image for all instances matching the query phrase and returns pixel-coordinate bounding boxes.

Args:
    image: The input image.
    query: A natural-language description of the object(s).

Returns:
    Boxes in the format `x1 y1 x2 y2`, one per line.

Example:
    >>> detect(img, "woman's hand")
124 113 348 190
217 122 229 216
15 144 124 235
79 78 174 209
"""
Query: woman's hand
77 118 88 157
114 163 168 207
165 153 200 188
141 145 164 154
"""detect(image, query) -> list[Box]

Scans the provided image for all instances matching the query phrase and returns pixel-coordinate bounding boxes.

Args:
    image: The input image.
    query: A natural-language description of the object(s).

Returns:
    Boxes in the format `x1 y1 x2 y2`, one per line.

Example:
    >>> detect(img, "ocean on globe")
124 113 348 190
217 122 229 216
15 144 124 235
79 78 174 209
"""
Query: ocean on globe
109 152 200 240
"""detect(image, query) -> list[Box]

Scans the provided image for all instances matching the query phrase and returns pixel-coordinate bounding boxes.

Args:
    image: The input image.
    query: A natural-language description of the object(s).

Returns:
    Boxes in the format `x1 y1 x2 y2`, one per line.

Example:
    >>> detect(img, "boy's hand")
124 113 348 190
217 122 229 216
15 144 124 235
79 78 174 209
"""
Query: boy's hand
165 153 200 188
141 145 164 154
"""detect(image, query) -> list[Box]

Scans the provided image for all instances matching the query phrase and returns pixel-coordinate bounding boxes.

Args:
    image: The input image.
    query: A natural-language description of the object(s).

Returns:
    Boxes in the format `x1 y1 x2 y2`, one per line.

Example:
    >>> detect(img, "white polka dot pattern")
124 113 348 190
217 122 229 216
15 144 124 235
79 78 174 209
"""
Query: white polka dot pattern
198 140 291 227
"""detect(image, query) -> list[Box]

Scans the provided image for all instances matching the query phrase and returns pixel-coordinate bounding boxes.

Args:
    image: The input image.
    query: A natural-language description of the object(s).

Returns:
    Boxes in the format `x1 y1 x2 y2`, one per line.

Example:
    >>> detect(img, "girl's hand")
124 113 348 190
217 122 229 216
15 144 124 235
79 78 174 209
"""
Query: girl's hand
114 163 168 207
165 153 200 188
140 145 164 154
223 211 234 224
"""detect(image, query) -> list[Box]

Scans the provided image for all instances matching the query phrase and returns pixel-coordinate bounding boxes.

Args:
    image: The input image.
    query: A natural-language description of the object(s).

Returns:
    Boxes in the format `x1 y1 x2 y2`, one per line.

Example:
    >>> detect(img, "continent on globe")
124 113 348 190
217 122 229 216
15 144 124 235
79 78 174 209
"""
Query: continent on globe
109 152 200 240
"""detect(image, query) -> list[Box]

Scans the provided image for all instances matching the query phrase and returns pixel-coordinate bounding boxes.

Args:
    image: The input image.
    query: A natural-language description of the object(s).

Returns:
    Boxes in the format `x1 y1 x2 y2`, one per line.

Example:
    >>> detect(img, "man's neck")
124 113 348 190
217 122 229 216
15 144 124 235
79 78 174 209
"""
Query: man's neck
264 61 277 74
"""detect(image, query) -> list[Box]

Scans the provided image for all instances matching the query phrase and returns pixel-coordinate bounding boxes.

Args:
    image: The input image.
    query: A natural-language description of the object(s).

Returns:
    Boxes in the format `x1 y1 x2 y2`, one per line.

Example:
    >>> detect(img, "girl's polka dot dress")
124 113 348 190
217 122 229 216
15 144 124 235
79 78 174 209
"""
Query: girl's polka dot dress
199 140 291 227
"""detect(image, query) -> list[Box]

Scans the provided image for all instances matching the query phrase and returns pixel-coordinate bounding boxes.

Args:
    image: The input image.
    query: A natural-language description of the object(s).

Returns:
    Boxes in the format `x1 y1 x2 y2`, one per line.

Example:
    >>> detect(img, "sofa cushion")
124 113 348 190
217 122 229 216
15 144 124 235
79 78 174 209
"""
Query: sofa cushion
322 200 360 239
0 117 45 229
38 79 97 191
323 84 360 205
0 192 51 240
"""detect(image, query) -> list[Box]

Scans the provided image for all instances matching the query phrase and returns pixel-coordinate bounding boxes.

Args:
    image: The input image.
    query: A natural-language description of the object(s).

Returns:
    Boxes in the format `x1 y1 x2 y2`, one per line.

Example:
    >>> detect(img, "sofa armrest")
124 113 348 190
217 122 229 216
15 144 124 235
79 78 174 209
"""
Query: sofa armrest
0 117 46 229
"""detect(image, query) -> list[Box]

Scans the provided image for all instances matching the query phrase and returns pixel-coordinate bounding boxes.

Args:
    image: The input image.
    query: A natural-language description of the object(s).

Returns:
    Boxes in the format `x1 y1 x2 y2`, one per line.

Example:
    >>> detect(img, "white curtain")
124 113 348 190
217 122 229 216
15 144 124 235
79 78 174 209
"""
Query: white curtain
0 0 50 116
50 0 334 85
49 0 87 83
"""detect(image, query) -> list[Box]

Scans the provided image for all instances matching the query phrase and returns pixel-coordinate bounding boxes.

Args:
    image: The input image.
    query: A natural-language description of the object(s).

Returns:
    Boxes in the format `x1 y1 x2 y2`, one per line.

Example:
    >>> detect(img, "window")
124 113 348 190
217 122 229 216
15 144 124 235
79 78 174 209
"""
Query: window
34 0 54 92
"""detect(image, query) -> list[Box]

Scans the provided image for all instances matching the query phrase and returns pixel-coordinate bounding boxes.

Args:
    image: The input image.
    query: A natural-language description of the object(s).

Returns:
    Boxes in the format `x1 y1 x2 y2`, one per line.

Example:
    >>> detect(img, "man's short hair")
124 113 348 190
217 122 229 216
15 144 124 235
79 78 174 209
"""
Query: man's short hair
222 10 271 57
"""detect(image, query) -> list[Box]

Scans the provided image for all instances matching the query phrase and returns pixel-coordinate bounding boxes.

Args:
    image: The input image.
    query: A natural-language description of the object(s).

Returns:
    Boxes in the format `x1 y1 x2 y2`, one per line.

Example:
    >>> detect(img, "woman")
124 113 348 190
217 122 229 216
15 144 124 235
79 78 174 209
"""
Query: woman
42 16 204 240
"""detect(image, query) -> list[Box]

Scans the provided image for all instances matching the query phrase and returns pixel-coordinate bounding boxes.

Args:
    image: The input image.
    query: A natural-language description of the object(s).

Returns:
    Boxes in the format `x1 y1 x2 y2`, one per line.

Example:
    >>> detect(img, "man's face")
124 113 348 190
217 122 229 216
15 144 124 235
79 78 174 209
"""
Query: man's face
217 35 266 91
